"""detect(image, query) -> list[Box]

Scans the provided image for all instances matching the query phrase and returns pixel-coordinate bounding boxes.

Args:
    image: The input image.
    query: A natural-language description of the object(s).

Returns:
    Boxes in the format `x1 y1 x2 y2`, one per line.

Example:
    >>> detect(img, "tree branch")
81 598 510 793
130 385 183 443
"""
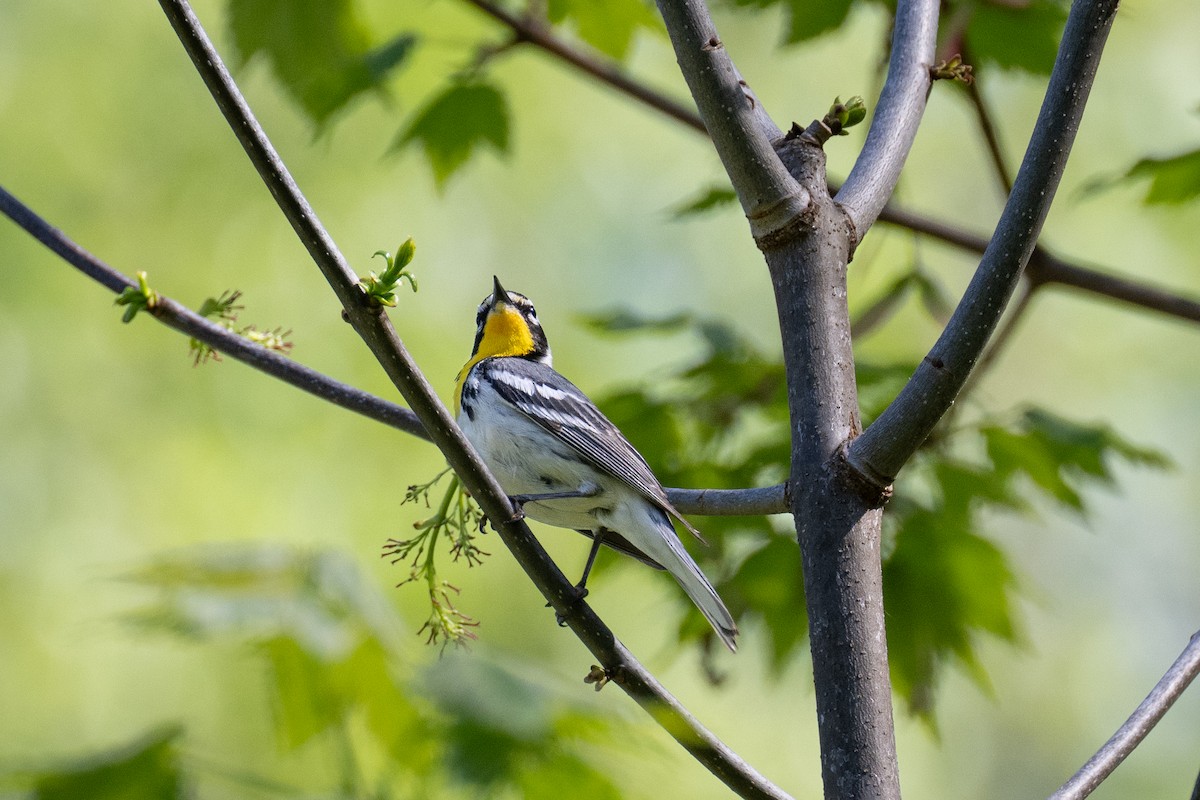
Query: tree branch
847 0 1121 487
0 184 430 439
1048 630 1200 800
668 484 787 516
834 0 939 244
964 77 1015 196
153 2 789 795
1028 250 1200 323
654 0 809 246
0 185 789 518
461 0 707 132
460 0 1200 330
766 134 900 799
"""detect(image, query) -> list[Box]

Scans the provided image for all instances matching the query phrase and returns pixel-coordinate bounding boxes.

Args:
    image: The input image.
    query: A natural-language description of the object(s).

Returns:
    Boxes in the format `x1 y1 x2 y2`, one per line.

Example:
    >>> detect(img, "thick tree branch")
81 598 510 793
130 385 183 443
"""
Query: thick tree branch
834 0 938 244
847 0 1121 487
1048 630 1200 800
154 2 789 795
768 137 900 800
654 0 809 246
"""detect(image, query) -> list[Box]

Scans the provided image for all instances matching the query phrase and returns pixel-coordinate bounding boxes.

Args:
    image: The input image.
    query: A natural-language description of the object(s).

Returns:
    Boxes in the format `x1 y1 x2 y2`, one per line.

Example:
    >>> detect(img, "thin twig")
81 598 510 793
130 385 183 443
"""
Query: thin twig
154 2 791 796
1048 630 1200 800
462 0 706 132
964 77 1014 196
668 484 787 516
835 0 939 244
1028 250 1200 324
848 0 1121 487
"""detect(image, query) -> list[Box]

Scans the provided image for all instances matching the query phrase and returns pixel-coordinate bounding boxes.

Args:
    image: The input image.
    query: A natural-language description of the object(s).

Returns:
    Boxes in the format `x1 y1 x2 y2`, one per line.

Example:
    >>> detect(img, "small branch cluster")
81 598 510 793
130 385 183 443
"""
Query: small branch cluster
189 289 293 366
789 95 867 147
114 271 159 323
360 238 417 307
383 468 490 649
930 54 974 84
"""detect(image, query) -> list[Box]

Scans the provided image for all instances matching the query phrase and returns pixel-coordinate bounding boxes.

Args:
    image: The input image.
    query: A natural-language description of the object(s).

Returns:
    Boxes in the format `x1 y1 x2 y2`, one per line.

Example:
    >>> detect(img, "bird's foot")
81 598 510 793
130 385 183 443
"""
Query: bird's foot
547 583 589 626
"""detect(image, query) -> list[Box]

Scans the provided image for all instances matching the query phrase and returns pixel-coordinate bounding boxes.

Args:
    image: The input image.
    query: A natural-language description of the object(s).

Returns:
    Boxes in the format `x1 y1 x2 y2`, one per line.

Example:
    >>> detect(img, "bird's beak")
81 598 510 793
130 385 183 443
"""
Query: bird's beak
492 275 510 306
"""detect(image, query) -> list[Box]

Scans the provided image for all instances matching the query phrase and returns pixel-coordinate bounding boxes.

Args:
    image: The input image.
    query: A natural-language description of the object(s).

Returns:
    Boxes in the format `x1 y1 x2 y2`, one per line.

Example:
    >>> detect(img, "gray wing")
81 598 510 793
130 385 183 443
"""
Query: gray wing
479 358 704 541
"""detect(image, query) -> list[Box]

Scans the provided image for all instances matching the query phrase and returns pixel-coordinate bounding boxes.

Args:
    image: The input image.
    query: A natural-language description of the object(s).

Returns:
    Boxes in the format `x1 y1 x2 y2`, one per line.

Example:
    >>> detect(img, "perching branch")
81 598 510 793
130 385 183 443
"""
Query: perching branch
1048 630 1200 800
654 0 809 246
0 185 789 519
669 484 788 517
847 0 1121 487
153 2 790 796
834 0 939 244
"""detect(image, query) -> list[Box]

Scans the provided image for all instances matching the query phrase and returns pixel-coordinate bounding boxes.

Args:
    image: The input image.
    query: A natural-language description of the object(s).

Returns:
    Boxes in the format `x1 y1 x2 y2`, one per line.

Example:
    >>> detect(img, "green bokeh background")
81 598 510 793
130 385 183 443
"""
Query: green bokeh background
2 0 1199 797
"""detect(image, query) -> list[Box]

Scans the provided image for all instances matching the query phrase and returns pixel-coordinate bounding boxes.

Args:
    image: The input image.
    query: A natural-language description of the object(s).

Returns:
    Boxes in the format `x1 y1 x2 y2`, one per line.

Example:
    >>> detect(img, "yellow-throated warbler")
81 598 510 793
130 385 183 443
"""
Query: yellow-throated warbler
455 277 738 651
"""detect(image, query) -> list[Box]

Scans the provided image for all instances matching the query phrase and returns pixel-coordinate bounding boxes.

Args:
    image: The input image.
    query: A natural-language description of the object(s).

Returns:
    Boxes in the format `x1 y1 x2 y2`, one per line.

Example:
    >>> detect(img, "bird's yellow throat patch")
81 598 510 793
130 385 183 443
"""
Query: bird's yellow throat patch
454 304 534 414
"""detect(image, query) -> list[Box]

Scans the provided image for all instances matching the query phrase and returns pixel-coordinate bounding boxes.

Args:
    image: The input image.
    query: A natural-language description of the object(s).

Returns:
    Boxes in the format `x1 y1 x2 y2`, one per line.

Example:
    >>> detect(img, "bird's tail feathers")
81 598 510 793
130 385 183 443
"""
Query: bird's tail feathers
654 521 738 652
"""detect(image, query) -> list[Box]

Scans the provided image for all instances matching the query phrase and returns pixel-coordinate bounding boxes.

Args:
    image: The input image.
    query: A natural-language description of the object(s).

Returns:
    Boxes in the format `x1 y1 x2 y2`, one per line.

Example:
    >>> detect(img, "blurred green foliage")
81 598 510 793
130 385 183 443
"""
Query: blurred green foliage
228 0 416 126
546 0 665 60
394 82 511 190
1123 148 1200 205
3 0 1199 796
583 310 1168 718
4 546 624 799
28 728 187 800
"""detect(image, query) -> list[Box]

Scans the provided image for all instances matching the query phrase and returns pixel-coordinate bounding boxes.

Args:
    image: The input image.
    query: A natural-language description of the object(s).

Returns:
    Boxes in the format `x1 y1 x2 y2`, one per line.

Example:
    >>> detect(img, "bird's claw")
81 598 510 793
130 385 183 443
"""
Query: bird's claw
547 584 589 626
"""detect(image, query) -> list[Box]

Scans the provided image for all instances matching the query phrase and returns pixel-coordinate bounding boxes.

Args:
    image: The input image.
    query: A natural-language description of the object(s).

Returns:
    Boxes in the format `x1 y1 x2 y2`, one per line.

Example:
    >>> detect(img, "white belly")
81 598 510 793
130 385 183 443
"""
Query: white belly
459 388 616 531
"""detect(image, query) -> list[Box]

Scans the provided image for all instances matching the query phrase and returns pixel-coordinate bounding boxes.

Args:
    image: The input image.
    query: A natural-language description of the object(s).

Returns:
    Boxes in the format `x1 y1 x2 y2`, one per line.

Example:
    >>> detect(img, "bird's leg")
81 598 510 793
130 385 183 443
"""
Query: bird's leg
552 528 605 627
509 481 600 507
575 530 604 595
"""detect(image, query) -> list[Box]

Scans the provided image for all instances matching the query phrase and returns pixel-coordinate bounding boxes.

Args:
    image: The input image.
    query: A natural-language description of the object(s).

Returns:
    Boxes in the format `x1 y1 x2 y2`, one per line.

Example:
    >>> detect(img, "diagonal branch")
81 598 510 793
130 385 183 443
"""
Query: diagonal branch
0 184 427 439
461 0 706 132
964 77 1015 196
834 0 939 244
1028 250 1200 323
873 207 1200 324
154 2 790 795
1048 630 1200 800
654 0 809 246
847 0 1121 487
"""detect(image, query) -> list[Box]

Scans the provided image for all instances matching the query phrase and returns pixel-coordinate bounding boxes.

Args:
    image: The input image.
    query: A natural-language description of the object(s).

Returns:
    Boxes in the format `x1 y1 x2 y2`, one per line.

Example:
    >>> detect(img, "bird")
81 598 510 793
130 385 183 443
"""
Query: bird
454 276 738 651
